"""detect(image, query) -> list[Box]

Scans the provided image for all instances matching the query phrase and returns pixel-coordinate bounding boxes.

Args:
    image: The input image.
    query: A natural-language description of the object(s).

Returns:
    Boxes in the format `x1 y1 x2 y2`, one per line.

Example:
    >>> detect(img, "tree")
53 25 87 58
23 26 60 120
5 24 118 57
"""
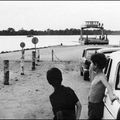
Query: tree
7 28 15 33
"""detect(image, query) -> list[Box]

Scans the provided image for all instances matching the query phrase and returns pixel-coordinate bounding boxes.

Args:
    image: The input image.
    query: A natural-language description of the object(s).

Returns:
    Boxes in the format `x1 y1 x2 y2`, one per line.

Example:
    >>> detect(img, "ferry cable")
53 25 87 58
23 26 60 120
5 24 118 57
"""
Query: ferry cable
53 51 62 62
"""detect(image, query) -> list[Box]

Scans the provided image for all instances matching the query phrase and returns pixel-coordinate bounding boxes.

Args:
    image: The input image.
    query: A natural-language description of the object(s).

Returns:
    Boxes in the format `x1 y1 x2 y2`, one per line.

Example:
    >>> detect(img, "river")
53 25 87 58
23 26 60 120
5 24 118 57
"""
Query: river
0 35 120 52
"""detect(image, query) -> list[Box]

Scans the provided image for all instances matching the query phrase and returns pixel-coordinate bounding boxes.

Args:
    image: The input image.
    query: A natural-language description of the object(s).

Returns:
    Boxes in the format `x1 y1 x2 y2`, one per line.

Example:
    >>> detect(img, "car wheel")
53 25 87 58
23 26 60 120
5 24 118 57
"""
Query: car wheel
117 108 120 120
83 71 89 81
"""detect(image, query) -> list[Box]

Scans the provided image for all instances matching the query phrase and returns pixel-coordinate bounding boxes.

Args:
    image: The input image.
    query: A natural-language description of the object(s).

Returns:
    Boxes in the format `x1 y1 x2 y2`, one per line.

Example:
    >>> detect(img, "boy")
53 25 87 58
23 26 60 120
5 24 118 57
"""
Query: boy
88 53 118 119
46 67 82 120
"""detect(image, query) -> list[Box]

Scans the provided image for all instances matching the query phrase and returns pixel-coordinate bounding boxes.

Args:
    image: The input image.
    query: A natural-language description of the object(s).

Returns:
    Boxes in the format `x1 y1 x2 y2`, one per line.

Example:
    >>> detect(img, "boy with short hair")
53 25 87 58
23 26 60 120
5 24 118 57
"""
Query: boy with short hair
47 67 82 120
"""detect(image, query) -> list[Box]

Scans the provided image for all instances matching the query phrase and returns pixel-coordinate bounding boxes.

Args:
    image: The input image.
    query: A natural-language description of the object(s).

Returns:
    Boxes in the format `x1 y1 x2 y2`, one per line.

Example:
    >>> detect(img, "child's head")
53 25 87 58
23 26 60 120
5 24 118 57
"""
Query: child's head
47 67 62 87
91 53 107 70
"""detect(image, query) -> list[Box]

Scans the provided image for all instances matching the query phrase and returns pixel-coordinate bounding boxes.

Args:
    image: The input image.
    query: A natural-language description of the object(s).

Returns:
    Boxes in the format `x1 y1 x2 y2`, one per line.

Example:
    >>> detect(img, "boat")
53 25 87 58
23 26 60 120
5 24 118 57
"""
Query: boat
79 21 109 45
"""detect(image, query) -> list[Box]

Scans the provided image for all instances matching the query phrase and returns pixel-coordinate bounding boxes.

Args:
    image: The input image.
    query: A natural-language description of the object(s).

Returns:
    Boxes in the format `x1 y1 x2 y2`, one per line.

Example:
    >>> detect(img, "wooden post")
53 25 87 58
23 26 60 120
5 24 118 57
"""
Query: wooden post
35 44 36 55
52 49 54 62
32 37 38 65
35 44 37 65
20 48 25 75
4 60 9 85
20 42 25 75
32 51 36 70
37 49 40 62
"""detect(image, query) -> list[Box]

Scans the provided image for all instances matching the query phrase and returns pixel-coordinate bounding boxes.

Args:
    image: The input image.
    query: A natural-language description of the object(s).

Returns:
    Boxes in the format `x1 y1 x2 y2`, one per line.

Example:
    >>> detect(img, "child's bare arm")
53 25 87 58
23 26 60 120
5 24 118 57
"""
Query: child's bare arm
101 75 118 103
75 101 82 119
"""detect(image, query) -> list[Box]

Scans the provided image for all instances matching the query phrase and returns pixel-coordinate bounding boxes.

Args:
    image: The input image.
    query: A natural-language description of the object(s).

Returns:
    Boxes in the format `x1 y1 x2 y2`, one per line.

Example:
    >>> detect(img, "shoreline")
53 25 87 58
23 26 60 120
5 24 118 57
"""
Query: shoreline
1 43 120 54
0 44 120 61
0 44 80 54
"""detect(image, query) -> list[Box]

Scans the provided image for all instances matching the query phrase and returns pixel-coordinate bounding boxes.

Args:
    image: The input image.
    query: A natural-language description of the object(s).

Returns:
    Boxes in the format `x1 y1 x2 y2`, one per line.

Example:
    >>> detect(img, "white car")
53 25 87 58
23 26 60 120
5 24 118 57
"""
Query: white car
97 47 120 58
103 51 120 119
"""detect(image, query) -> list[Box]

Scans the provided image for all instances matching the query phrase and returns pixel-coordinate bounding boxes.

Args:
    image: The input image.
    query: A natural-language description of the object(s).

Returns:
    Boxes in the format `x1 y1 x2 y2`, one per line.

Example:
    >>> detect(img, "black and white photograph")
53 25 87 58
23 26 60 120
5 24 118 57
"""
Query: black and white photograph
0 1 120 119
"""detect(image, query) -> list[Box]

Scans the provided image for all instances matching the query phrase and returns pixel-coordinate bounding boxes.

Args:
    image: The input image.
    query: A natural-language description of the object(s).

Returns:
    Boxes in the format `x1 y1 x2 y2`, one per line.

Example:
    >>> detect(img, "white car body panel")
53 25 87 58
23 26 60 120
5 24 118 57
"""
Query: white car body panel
103 51 120 119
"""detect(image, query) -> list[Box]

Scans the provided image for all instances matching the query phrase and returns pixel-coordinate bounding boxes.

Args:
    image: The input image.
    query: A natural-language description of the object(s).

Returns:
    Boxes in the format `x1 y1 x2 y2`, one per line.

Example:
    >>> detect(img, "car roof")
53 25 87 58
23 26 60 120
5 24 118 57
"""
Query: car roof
84 47 102 50
97 47 120 53
109 50 120 63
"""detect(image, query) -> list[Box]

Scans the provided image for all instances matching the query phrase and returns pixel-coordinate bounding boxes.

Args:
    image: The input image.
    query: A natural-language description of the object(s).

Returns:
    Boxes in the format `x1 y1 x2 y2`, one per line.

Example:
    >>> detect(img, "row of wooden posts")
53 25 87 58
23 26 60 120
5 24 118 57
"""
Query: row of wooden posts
3 37 58 85
3 50 39 85
3 51 56 86
3 49 55 85
3 37 40 85
3 36 63 85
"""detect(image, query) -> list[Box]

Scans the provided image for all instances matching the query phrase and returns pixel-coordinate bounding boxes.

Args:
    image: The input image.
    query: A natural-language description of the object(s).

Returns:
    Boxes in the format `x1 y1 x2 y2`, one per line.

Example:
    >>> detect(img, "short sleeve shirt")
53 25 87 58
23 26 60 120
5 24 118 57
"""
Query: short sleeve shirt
50 85 79 119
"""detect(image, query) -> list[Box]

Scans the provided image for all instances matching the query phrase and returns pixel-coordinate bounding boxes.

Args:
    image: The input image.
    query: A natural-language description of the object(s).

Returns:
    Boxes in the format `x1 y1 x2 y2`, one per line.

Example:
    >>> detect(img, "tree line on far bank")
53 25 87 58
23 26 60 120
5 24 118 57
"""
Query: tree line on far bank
0 27 120 36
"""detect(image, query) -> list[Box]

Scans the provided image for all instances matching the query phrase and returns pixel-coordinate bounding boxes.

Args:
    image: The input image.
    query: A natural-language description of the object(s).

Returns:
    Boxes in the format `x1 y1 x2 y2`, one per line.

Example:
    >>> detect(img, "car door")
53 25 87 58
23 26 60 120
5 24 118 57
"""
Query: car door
103 61 120 119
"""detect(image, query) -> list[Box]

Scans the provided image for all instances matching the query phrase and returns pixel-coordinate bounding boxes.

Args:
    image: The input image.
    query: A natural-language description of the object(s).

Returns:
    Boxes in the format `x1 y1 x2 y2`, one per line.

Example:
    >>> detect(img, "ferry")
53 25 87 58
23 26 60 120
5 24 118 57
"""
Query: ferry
79 21 109 45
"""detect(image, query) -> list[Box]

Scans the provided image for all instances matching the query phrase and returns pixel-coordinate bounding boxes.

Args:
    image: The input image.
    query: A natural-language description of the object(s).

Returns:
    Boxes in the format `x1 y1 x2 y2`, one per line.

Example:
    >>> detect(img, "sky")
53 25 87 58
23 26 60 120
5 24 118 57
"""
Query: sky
0 1 120 31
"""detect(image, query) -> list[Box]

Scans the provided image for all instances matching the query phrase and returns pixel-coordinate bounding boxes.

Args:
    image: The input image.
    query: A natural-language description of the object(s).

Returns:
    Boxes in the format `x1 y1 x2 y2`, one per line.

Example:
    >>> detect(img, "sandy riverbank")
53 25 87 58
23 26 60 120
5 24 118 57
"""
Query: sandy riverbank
0 44 113 61
0 44 116 119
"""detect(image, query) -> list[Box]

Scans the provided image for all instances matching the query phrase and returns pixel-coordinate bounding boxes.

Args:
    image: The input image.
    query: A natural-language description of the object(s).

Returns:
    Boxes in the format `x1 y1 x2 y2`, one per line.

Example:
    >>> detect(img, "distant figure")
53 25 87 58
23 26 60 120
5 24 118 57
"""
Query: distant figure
46 67 82 120
88 53 118 119
60 43 63 46
101 36 105 40
106 34 108 40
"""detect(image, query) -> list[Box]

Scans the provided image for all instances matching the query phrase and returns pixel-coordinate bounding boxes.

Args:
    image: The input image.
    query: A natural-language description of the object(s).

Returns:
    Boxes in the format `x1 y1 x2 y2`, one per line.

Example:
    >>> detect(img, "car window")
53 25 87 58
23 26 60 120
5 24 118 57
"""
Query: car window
115 63 120 90
85 50 96 60
104 53 112 57
105 59 112 81
104 58 110 74
82 50 85 57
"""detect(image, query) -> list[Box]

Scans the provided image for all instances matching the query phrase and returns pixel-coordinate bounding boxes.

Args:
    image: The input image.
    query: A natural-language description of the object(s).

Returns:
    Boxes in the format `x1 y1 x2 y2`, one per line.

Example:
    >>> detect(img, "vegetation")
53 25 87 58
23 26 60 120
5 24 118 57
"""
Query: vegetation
0 28 120 35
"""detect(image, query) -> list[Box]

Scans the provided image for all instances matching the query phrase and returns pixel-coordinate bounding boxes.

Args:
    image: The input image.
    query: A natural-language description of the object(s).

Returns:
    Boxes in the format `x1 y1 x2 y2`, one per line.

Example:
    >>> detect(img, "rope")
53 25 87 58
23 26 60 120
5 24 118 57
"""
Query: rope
53 51 62 62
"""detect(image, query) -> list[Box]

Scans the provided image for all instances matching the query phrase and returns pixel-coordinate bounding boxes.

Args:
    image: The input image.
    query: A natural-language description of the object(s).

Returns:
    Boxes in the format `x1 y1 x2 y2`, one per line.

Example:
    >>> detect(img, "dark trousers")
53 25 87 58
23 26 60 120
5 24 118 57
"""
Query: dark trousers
88 101 104 120
53 110 76 120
